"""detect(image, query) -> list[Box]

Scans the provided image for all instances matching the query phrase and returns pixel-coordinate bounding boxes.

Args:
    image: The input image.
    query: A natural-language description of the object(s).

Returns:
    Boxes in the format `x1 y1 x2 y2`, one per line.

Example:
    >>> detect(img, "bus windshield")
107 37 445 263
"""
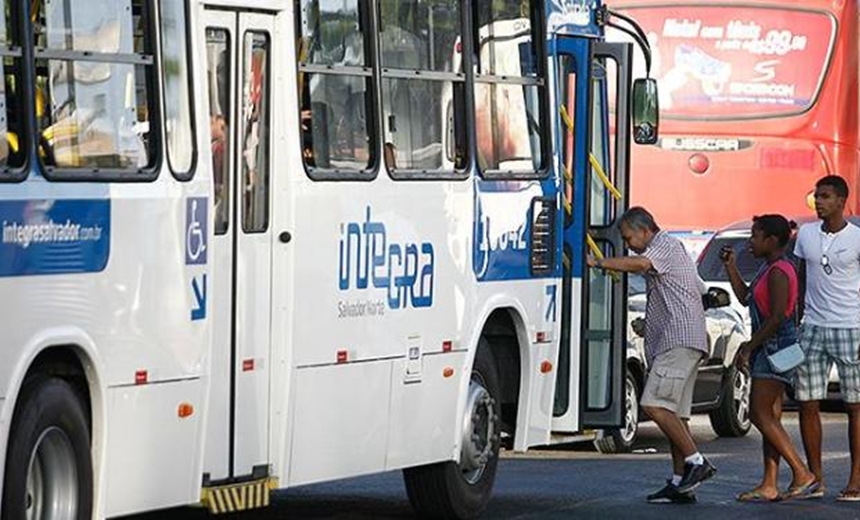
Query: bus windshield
614 5 836 119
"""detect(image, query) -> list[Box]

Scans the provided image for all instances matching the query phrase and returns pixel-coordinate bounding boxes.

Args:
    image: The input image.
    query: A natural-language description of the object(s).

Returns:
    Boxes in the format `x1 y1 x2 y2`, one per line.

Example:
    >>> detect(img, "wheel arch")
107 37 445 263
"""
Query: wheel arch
0 329 107 517
466 302 532 451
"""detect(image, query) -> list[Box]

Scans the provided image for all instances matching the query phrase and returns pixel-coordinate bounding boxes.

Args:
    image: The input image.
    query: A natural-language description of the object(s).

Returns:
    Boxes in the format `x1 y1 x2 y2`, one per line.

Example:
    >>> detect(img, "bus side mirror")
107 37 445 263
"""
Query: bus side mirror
632 78 659 145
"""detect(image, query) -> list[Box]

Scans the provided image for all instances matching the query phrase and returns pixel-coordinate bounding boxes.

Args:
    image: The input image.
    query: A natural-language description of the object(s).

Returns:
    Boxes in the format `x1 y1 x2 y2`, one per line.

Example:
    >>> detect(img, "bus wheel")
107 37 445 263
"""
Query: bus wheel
403 345 501 519
709 364 751 437
2 377 93 520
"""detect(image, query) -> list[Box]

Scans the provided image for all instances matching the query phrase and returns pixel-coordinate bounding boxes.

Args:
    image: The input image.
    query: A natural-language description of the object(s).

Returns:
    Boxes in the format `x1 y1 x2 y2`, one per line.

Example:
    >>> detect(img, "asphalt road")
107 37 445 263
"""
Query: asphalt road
124 411 860 519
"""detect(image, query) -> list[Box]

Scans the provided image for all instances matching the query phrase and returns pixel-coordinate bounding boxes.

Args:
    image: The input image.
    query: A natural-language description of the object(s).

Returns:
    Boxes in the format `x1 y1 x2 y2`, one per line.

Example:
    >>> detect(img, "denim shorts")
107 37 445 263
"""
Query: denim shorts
749 343 794 386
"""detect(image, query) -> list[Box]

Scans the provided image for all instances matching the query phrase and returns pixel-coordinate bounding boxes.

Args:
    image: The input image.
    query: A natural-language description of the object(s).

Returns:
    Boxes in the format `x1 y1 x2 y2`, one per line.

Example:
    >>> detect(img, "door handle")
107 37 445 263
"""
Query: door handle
279 231 292 244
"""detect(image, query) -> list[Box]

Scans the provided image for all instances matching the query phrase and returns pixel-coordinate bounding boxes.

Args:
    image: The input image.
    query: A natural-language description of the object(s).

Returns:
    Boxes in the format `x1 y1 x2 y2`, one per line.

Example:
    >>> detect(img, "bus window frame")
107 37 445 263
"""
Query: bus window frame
35 0 163 183
0 1 30 182
379 0 471 182
296 0 380 182
160 0 198 182
383 70 471 181
473 0 550 181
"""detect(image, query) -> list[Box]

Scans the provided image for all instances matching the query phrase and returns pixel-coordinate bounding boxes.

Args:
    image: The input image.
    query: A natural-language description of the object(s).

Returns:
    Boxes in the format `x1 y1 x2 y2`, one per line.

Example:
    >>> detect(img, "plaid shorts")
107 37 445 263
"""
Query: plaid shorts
796 324 860 403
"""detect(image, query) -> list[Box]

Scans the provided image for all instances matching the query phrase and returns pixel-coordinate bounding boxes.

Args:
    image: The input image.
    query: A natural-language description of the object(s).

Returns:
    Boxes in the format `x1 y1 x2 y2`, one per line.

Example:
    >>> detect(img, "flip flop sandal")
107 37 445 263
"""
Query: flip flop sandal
736 489 778 502
837 488 860 502
778 480 821 502
800 486 825 499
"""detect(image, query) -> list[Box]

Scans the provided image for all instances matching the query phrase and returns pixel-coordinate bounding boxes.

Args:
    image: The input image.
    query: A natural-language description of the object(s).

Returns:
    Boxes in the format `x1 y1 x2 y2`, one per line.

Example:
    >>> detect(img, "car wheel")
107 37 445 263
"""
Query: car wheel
709 364 751 437
594 372 639 454
403 344 501 519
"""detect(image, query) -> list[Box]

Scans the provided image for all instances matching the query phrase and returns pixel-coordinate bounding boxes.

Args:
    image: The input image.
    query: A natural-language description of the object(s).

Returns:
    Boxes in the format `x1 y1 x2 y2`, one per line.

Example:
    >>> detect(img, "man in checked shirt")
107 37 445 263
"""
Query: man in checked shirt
588 206 715 504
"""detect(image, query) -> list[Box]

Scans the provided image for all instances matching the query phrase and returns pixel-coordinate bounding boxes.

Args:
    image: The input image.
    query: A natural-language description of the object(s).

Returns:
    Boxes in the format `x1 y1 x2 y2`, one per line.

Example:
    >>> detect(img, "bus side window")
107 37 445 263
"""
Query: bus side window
32 0 155 174
0 0 24 172
160 0 196 177
473 0 546 176
379 0 466 175
295 0 375 176
207 28 231 235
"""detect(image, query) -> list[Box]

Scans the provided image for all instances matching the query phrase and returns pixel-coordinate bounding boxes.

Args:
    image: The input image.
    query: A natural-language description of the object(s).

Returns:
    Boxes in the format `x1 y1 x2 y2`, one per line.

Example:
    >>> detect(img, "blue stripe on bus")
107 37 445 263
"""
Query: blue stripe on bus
0 199 111 276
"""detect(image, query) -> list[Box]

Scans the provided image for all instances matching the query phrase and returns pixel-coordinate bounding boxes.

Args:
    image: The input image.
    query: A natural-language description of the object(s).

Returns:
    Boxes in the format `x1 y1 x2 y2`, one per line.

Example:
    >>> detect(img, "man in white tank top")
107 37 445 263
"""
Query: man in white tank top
794 175 860 501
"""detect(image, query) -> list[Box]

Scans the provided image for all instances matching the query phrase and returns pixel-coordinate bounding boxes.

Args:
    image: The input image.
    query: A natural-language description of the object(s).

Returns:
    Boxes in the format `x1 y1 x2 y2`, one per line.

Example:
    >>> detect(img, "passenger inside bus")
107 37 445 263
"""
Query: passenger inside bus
210 113 227 223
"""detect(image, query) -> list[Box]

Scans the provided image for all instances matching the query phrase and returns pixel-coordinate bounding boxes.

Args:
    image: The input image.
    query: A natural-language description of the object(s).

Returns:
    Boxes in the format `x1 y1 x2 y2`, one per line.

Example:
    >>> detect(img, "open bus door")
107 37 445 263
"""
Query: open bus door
551 37 633 433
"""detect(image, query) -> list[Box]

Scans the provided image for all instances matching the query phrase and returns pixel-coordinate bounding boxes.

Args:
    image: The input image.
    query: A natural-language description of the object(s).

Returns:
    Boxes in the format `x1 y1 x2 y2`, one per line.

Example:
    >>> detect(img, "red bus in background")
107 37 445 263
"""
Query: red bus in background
610 0 859 257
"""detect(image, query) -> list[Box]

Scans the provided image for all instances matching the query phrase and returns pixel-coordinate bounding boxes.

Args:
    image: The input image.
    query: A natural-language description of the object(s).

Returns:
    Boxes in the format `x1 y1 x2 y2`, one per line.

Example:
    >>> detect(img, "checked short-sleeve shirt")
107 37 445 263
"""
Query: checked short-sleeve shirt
641 231 708 362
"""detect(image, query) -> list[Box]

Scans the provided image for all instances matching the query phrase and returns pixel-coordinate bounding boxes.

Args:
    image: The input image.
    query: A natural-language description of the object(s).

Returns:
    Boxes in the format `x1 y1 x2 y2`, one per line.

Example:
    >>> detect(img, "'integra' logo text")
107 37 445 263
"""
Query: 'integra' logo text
338 207 434 310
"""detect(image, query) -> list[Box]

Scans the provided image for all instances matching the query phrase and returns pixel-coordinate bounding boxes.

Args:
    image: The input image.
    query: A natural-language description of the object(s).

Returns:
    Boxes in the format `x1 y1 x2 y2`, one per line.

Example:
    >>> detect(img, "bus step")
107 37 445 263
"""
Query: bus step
200 477 278 514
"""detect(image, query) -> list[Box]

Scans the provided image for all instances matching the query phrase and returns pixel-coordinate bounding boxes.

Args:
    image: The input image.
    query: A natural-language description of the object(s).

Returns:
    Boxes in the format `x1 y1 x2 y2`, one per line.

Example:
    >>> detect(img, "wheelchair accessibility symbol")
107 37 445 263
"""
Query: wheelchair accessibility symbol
185 197 208 265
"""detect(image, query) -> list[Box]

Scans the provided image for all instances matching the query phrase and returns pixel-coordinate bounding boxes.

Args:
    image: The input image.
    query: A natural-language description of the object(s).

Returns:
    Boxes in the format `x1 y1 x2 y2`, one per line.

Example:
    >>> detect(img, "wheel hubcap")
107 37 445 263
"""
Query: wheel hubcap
26 427 78 520
733 369 751 430
459 374 498 485
620 377 638 443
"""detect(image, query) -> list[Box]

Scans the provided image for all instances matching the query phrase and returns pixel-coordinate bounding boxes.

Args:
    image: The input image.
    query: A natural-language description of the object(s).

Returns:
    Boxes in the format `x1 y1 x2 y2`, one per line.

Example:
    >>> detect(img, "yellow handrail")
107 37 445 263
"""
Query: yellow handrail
589 153 622 201
586 233 620 282
7 132 18 153
559 105 574 132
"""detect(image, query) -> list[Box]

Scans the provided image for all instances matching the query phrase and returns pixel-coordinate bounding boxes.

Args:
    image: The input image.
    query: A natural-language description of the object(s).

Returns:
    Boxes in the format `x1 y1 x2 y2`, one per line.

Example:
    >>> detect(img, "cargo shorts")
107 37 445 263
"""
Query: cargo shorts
641 347 704 419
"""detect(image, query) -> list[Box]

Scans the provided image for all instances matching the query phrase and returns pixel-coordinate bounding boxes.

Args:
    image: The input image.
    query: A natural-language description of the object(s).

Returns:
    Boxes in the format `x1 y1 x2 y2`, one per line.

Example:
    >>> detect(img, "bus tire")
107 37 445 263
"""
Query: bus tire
594 371 640 454
403 344 501 519
2 376 93 520
709 364 751 437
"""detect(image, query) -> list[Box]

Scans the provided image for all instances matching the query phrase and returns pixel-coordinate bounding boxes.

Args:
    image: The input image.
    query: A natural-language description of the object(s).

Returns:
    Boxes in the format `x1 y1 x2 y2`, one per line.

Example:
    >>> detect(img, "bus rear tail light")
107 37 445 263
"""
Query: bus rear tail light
688 153 709 175
540 361 553 374
337 350 348 364
443 367 455 378
759 148 816 170
442 340 453 352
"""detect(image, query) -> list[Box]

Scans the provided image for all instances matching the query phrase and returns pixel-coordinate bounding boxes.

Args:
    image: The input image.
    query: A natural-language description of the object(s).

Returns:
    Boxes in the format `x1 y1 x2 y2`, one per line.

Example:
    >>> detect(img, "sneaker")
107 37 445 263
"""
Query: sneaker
647 481 697 504
676 457 717 493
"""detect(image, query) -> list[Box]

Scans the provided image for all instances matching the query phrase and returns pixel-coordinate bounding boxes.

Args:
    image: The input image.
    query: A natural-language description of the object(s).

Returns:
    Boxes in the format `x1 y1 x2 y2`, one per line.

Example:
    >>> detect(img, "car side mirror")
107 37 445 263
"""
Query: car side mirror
632 78 659 145
702 287 731 310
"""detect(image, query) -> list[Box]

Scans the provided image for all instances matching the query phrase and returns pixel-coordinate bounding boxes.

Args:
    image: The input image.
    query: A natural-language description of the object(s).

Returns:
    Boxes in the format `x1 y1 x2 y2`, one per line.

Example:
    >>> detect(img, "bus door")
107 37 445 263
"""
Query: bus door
203 9 277 482
552 36 632 432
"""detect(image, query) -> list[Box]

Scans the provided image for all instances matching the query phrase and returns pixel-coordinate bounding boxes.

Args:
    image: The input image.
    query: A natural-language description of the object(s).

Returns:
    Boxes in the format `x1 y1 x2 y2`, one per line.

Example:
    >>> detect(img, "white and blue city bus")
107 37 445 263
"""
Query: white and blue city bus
0 0 655 518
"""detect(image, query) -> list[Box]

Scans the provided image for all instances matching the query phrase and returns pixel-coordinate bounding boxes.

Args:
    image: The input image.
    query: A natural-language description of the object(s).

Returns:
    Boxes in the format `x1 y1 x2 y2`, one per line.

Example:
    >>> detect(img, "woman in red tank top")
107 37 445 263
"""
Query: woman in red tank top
723 215 818 501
